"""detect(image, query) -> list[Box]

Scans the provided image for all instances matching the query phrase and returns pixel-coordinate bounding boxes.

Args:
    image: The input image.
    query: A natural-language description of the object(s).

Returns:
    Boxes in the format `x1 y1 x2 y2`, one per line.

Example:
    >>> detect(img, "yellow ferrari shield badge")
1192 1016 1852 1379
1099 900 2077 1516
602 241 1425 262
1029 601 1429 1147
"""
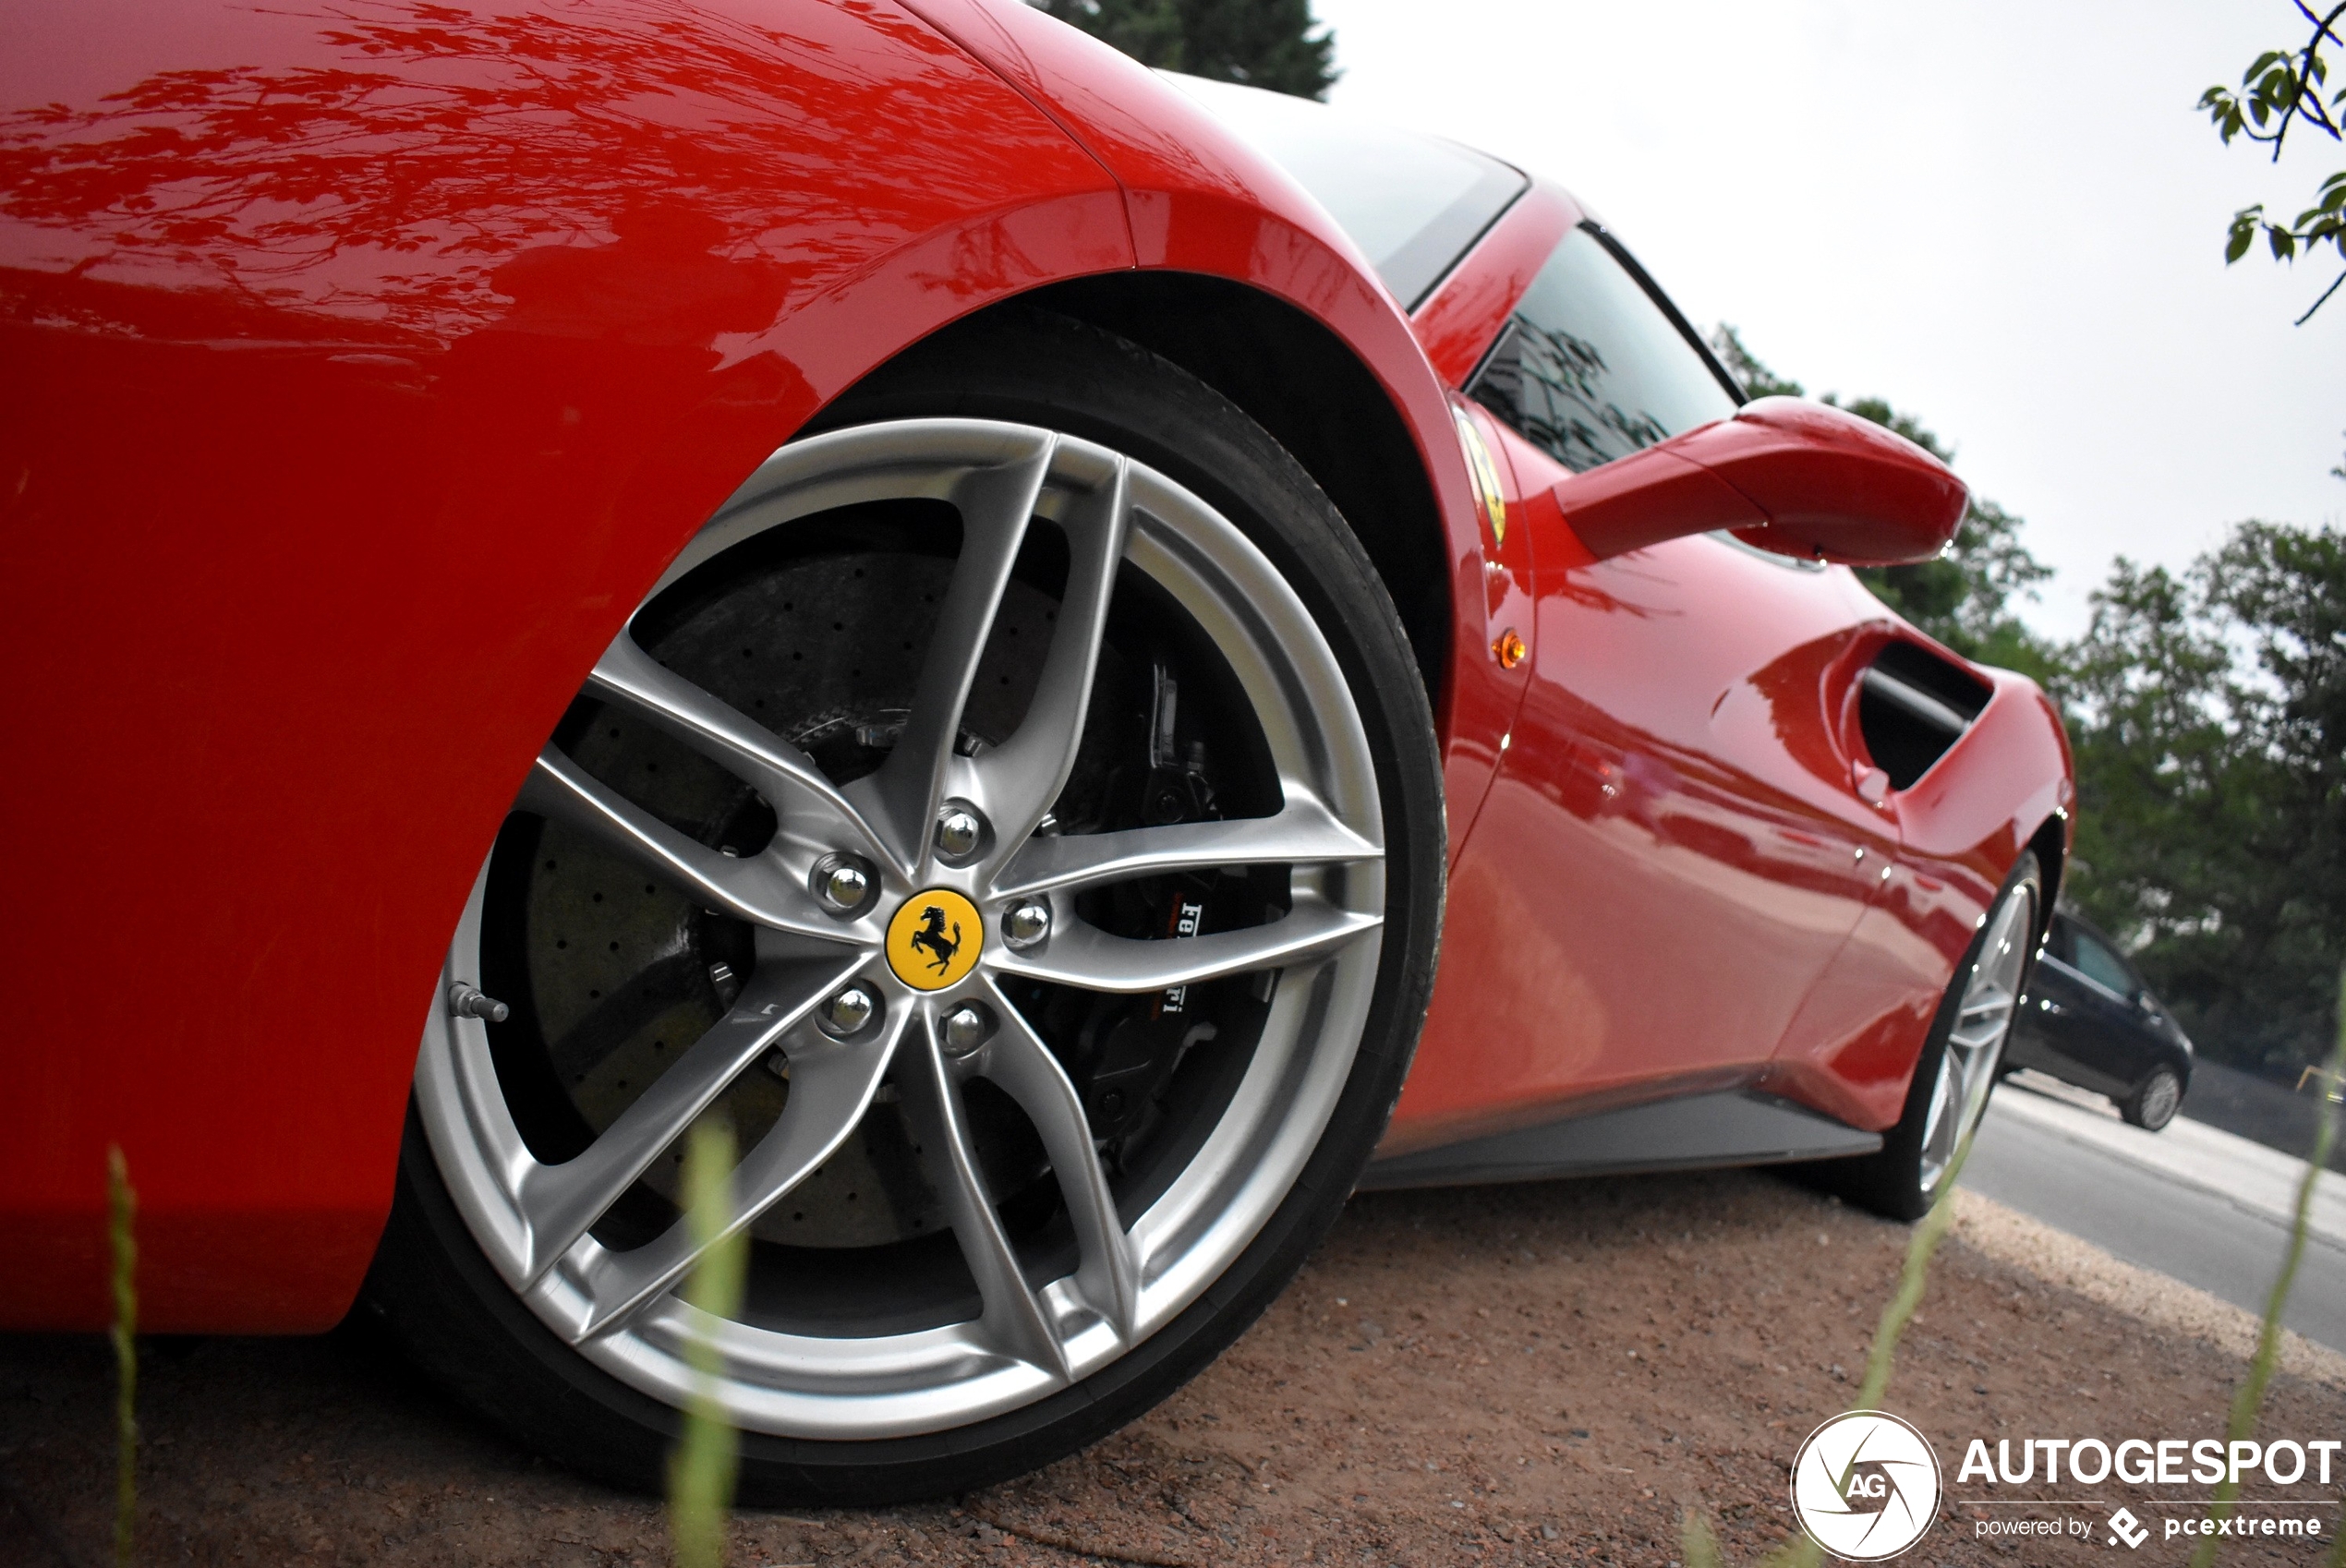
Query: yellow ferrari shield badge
886 888 982 991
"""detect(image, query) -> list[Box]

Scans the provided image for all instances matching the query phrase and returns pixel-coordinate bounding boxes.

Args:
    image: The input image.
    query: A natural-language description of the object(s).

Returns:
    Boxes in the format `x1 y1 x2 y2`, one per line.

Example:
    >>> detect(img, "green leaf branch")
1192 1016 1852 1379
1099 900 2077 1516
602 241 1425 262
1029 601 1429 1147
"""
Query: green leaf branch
2202 4 2346 322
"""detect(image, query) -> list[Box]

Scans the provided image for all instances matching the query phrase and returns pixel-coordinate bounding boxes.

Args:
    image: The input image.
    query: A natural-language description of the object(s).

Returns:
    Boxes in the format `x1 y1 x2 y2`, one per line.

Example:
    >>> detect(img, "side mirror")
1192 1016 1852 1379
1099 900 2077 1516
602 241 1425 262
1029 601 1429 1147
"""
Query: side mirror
1550 396 1968 565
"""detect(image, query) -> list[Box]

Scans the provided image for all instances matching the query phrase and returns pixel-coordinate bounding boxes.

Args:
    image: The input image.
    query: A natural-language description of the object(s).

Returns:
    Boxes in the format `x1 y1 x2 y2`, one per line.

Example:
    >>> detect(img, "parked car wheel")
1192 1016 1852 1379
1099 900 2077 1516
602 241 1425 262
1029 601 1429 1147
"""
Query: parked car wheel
362 313 1445 1504
1808 852 2041 1222
2122 1065 2184 1132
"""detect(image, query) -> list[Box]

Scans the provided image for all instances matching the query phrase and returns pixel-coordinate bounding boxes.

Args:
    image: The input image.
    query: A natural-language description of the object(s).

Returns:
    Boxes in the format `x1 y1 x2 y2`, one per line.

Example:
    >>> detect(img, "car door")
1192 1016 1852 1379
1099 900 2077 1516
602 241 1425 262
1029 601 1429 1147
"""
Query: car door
1388 223 1898 1147
2049 920 2157 1092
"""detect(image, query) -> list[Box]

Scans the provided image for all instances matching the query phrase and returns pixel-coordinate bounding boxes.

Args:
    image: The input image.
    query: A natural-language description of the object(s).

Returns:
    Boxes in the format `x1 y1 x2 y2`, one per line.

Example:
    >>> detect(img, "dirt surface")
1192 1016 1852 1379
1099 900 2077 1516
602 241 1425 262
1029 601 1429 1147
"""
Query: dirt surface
6 1169 2343 1567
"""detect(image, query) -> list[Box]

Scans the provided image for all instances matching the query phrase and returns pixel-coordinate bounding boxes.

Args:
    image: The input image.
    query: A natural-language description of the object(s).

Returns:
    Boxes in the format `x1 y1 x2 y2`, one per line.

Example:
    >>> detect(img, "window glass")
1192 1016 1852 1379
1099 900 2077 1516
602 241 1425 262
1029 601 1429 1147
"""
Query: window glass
1167 74 1525 308
2046 915 2077 964
1469 227 1738 472
2070 928 2137 997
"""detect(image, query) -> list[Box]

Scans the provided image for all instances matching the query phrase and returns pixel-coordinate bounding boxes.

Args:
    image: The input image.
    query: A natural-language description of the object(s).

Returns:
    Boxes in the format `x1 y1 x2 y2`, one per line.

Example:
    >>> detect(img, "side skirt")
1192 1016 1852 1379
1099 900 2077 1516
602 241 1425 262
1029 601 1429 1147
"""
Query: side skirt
1356 1091 1883 1191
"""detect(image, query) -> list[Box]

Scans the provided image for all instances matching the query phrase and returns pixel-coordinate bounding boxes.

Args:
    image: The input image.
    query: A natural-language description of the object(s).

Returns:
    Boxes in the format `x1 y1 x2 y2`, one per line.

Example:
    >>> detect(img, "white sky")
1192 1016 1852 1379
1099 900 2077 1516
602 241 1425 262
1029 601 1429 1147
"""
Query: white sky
1315 0 2346 640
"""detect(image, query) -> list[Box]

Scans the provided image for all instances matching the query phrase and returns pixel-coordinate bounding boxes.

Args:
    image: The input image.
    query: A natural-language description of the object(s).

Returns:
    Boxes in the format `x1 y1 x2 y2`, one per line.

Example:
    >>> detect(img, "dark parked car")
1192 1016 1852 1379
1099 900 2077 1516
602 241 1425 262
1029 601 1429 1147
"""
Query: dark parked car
2006 911 2193 1129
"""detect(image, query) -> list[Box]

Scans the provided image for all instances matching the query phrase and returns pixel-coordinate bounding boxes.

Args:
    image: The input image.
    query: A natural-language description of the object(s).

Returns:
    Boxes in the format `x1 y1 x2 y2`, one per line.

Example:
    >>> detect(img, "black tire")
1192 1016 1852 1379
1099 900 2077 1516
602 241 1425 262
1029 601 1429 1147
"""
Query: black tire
1805 850 2043 1222
361 307 1446 1505
2121 1065 2183 1131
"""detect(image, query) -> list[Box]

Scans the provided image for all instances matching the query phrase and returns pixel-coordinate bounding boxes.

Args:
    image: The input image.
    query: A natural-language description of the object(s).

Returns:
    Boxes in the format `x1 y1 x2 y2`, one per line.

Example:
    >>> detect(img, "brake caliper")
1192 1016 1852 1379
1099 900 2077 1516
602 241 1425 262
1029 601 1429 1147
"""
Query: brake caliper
1080 664 1221 1142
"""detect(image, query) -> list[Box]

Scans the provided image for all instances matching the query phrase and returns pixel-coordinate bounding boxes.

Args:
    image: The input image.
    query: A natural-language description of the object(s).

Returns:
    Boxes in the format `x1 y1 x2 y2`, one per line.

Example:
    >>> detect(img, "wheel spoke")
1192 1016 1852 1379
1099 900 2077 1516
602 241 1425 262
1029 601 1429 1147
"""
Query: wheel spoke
568 1008 909 1342
898 1013 1069 1379
1921 1062 1957 1167
970 456 1130 864
1948 992 2017 1051
1924 885 2036 1191
514 955 864 1284
587 633 903 878
991 793 1380 900
974 977 1138 1340
517 749 844 940
996 895 1380 995
870 431 1058 869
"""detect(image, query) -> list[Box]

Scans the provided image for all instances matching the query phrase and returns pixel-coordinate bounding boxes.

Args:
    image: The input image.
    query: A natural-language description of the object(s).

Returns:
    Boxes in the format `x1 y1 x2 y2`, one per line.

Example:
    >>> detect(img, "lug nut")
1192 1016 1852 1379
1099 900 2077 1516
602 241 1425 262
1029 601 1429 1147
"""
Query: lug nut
940 1002 995 1056
935 802 985 862
809 852 875 915
816 983 878 1039
1001 899 1052 950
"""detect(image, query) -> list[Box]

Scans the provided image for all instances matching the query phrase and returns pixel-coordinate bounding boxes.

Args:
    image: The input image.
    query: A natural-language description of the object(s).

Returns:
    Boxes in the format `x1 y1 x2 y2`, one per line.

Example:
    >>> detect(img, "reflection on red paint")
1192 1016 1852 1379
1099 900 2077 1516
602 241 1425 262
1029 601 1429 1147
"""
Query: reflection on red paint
0 0 1128 1332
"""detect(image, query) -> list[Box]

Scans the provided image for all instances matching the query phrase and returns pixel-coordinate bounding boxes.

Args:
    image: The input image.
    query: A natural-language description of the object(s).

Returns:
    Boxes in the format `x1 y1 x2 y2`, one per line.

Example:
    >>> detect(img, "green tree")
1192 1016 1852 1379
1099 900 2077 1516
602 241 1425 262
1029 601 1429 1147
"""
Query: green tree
1709 326 2059 681
1034 0 1338 100
2200 4 2346 322
2059 525 2346 1078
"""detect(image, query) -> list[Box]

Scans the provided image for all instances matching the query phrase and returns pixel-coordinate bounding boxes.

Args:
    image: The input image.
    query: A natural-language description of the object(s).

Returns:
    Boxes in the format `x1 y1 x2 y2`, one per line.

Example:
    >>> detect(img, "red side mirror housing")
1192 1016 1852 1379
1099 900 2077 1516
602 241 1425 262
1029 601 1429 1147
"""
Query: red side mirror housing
1551 396 1968 566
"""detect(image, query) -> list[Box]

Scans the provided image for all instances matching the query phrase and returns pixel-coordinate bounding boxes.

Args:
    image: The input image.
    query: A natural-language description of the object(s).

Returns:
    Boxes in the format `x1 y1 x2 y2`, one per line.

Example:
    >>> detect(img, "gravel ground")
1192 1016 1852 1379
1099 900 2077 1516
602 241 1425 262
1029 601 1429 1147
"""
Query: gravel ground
4 1168 2341 1567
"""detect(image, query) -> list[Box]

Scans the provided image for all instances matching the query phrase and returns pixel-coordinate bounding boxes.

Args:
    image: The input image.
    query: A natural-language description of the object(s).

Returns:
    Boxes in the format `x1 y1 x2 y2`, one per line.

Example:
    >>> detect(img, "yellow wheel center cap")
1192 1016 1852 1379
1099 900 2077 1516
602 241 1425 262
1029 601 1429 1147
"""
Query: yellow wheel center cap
885 888 982 991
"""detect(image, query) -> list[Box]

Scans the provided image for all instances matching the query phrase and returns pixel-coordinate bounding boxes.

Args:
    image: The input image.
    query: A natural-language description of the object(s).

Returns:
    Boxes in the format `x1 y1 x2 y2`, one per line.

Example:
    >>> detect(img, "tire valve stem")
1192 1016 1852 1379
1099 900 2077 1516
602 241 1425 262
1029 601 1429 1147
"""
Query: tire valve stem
448 983 510 1024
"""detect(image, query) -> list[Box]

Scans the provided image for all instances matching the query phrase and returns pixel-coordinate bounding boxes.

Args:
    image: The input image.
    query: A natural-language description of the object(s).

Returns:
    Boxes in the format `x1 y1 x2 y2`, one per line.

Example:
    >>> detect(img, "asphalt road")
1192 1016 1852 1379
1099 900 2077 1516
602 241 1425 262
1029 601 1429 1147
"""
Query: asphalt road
1961 1070 2346 1353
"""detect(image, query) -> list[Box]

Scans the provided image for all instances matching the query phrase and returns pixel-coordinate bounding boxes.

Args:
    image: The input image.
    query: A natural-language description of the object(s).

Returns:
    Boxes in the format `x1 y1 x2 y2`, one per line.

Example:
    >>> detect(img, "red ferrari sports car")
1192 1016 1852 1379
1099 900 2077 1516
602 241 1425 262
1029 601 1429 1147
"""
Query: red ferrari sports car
0 0 2071 1502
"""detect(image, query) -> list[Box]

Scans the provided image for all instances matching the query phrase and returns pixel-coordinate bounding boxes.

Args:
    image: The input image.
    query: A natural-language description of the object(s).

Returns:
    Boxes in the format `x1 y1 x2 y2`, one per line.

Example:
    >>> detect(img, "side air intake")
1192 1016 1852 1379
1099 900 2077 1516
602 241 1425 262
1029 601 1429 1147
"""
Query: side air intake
1858 640 1990 790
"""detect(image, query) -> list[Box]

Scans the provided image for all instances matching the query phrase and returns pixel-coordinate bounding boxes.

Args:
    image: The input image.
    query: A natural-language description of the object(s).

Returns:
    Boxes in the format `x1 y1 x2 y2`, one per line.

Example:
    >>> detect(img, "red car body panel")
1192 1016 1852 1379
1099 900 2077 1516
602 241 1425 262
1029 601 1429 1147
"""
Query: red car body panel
0 0 2069 1333
1385 407 2073 1154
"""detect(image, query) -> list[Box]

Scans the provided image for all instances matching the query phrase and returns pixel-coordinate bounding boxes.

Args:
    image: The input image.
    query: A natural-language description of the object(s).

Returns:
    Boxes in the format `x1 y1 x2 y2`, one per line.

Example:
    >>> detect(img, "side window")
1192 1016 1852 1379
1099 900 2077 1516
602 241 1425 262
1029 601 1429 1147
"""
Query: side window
2045 916 2076 965
1469 226 1738 473
2069 929 2137 998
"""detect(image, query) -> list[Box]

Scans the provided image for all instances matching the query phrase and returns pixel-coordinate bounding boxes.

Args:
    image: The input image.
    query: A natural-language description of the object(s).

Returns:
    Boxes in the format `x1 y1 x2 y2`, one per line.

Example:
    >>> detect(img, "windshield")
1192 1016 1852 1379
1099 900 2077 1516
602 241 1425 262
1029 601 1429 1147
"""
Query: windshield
1166 74 1526 309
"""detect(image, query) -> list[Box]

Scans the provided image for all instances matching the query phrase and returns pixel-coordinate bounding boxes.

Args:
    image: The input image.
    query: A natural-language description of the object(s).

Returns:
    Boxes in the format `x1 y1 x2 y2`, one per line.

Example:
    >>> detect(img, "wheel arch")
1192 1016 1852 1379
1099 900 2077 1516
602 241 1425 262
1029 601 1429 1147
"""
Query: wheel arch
2026 811 2067 950
889 272 1456 711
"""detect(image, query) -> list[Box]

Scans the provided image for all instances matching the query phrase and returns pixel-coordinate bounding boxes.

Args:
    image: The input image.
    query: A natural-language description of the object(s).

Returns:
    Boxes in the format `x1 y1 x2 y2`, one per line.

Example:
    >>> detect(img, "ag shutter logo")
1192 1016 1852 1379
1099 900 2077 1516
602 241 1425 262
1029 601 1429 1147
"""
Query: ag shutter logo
1790 1410 1942 1561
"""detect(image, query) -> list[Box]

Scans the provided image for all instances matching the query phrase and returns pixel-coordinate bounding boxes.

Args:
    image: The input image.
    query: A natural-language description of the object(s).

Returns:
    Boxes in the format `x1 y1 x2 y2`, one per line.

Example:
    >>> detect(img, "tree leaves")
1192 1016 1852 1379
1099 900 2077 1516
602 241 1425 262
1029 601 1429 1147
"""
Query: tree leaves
1033 0 1339 101
2228 206 2264 262
2063 524 2346 1078
2202 4 2346 318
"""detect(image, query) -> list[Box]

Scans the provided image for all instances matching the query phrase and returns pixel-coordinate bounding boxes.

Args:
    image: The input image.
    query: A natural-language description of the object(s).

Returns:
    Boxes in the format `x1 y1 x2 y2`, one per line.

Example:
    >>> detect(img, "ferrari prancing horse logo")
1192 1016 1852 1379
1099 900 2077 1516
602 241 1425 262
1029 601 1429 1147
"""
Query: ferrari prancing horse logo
886 888 982 991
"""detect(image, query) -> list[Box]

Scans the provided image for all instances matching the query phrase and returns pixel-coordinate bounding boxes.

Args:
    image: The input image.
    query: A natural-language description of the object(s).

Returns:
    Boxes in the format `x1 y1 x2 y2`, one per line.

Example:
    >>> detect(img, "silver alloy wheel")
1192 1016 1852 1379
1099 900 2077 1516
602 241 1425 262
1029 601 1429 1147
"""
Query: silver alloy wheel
2134 1068 2182 1130
1916 880 2038 1198
414 419 1385 1440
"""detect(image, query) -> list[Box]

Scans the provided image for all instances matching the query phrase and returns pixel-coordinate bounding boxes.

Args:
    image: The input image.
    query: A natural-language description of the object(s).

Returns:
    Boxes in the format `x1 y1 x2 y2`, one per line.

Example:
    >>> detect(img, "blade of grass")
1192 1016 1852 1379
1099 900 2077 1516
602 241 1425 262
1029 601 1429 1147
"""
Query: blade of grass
669 1119 746 1568
1761 1097 1992 1568
1681 1504 1725 1568
2188 965 2346 1568
107 1144 136 1568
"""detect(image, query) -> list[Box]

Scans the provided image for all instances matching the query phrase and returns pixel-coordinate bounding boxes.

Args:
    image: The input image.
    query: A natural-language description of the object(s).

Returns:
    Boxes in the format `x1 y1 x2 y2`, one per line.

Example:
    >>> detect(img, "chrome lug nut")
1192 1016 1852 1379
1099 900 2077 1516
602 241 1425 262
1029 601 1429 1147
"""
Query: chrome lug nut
1001 899 1052 950
940 1002 995 1056
809 851 875 914
816 983 879 1039
934 802 985 862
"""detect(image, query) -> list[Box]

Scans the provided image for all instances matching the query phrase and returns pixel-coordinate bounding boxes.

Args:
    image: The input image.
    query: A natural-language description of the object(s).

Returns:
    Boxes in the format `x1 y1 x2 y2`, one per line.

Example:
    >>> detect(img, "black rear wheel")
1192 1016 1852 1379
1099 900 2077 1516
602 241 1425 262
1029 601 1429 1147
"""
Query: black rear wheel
364 310 1445 1504
1807 851 2041 1222
2122 1066 2183 1132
